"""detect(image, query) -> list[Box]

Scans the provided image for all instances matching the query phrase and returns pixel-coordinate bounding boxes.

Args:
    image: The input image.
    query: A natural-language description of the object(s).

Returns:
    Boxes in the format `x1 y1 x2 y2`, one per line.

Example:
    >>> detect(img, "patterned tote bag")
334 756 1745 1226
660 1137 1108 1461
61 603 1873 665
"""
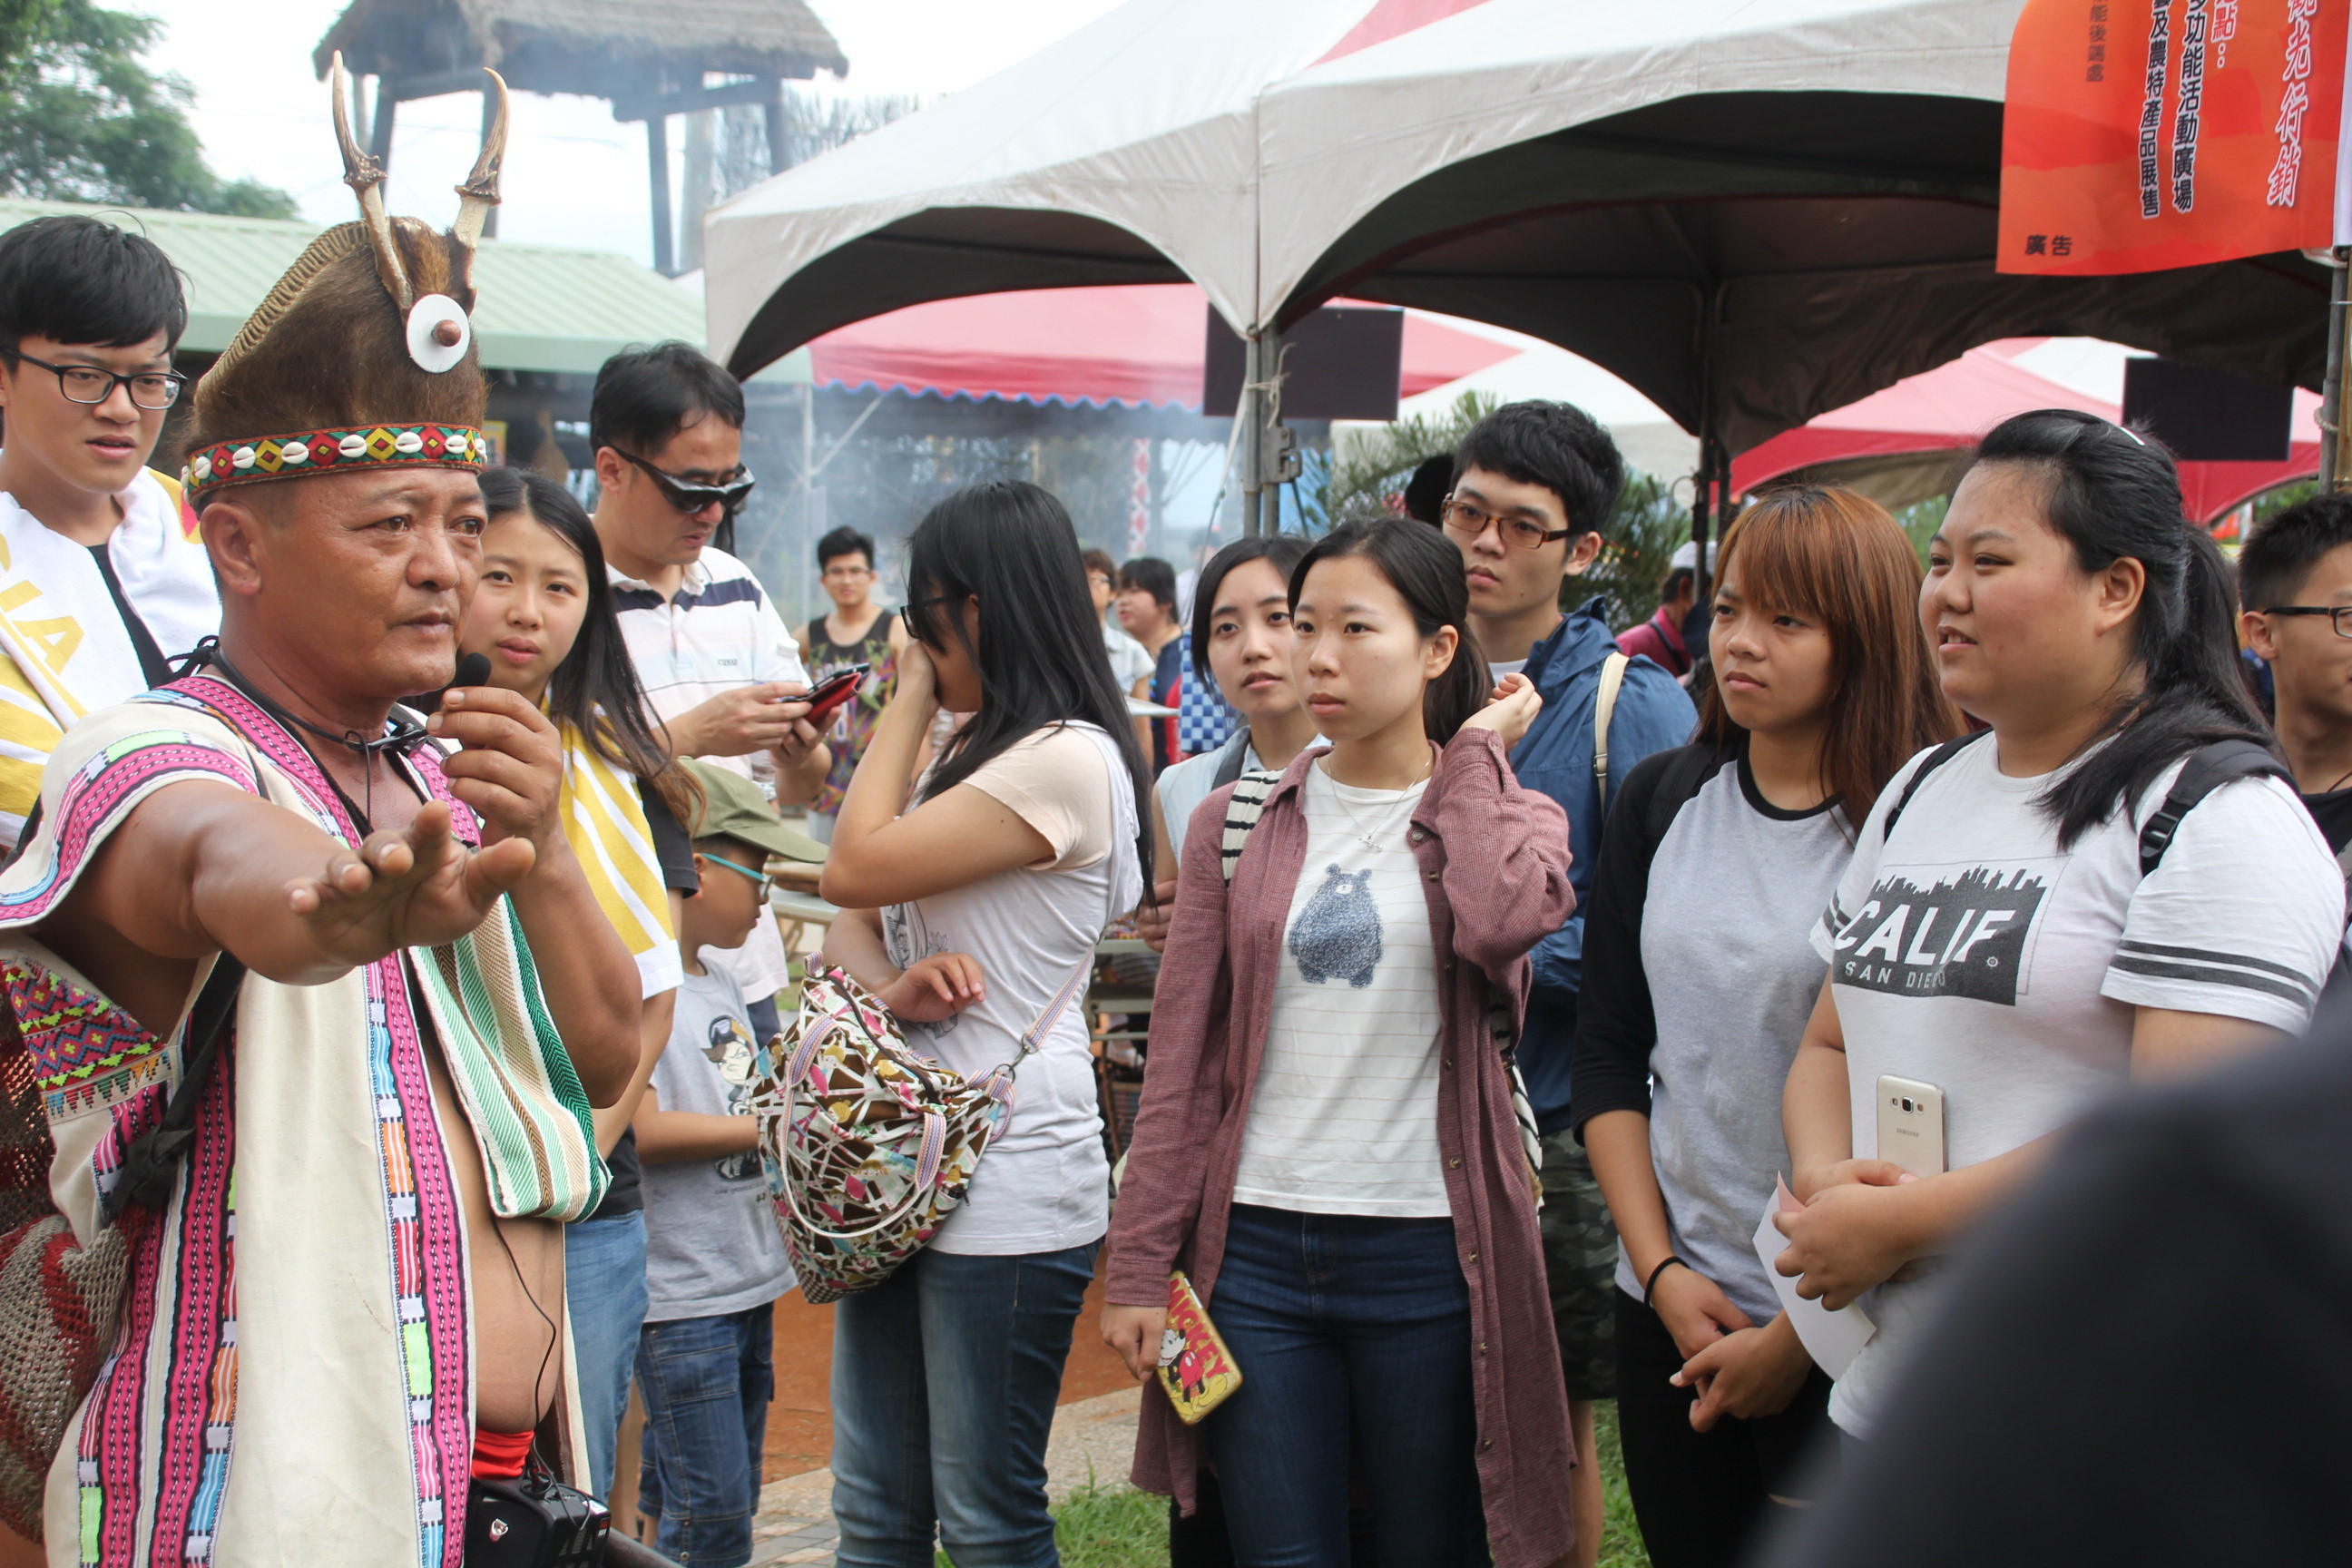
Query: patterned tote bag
752 959 1092 1304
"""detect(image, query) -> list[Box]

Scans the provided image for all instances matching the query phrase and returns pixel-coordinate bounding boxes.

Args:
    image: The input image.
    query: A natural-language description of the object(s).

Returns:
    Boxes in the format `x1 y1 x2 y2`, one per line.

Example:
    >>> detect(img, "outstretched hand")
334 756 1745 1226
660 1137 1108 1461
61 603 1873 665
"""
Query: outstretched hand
282 799 534 965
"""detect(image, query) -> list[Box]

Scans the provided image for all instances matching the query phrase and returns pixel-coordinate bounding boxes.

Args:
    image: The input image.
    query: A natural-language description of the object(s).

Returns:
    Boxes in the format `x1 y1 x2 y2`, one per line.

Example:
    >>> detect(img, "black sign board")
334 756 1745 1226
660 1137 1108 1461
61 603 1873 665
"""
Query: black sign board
1203 307 1406 422
2119 358 2293 463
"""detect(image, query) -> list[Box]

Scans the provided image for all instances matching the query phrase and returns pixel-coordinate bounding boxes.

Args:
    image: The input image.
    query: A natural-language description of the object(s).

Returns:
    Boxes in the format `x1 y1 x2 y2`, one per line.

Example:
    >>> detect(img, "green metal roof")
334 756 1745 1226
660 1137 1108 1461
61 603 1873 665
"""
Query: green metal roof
0 198 807 381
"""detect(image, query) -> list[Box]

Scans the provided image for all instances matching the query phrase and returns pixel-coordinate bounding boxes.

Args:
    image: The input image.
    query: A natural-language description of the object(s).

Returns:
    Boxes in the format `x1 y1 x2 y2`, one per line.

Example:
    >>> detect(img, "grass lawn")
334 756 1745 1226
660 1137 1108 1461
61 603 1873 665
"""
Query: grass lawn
985 1402 1653 1568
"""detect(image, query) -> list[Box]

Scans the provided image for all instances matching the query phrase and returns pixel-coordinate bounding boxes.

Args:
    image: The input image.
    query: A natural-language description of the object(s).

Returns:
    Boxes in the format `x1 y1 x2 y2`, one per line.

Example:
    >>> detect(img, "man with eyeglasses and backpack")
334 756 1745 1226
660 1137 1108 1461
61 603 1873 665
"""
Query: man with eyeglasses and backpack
590 340 824 1043
1437 400 1696 1568
0 215 219 852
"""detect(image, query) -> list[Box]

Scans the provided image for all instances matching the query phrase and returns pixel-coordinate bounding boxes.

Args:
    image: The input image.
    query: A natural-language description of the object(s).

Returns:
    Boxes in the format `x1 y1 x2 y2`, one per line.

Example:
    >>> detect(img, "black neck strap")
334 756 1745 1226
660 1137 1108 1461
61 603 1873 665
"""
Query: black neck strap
177 638 429 831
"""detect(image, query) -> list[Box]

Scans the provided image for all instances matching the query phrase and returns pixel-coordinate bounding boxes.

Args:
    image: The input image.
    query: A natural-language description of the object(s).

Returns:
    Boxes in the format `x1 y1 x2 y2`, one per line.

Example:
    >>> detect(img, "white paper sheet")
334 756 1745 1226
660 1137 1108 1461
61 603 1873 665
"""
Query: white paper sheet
1753 1177 1877 1380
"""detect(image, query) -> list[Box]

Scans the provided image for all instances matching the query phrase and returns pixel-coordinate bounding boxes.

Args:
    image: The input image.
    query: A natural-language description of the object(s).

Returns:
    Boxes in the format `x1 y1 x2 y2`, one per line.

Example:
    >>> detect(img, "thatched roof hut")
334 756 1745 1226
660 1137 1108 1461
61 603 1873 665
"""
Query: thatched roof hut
315 0 847 103
315 0 847 273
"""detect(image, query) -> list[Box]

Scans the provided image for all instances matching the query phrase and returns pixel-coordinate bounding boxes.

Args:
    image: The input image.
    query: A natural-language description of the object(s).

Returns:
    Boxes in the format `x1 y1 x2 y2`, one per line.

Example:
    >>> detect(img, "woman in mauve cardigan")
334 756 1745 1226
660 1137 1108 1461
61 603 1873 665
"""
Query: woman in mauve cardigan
1104 519 1581 1568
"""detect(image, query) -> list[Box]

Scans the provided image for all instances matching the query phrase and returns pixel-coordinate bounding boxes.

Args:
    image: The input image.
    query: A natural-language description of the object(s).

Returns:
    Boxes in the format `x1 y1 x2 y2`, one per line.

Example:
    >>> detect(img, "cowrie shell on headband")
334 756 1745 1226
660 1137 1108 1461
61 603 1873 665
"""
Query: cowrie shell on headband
405 294 471 374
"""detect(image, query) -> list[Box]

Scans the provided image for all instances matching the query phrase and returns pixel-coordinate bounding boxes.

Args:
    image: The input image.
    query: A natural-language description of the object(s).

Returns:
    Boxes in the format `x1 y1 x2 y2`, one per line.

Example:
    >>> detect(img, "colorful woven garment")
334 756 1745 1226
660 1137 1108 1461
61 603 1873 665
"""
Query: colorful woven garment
180 423 486 496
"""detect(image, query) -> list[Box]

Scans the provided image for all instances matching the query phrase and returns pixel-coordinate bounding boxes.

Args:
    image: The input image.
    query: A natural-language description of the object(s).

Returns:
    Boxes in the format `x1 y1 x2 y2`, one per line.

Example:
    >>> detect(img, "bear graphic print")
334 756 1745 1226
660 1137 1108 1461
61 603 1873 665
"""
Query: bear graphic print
1289 865 1384 986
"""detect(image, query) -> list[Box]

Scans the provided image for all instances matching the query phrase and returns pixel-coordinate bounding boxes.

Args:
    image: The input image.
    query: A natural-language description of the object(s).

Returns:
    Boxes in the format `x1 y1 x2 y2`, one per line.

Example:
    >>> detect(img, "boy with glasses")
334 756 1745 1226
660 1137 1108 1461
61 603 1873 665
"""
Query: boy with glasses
0 214 217 848
1438 400 1695 1568
803 524 906 841
590 339 825 1039
2241 492 2352 864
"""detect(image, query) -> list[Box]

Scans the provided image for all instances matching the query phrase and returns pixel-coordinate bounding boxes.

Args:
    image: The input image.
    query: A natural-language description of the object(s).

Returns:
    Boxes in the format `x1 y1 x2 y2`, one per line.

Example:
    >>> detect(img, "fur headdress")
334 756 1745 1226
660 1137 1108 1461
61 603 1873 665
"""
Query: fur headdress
181 54 505 500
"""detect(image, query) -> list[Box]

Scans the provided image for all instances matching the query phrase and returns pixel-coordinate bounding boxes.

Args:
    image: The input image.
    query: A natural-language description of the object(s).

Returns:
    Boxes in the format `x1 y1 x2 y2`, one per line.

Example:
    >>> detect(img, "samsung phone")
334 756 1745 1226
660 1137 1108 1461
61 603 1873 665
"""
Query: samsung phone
799 664 867 729
1875 1074 1946 1178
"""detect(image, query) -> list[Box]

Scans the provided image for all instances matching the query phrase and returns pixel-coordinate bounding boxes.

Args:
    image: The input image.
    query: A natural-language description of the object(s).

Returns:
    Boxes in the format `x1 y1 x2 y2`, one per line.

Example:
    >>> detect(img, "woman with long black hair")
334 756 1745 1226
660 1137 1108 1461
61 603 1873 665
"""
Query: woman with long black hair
817 480 1150 1568
1776 410 2343 1445
457 466 699 1503
1104 517 1577 1568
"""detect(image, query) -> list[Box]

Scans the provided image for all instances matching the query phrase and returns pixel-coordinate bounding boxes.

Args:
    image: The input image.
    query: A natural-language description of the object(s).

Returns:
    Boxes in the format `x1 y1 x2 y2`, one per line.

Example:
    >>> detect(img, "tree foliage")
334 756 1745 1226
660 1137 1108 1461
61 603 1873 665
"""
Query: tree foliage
0 0 295 217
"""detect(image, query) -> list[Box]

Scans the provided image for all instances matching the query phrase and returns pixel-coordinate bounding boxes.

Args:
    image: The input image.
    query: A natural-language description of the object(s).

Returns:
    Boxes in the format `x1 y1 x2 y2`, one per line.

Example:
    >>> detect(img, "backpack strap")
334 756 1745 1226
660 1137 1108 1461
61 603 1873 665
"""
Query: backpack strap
1220 768 1283 884
2137 740 2292 877
1640 743 1726 846
1210 731 1254 790
99 953 246 1222
1591 652 1631 817
1881 731 1989 840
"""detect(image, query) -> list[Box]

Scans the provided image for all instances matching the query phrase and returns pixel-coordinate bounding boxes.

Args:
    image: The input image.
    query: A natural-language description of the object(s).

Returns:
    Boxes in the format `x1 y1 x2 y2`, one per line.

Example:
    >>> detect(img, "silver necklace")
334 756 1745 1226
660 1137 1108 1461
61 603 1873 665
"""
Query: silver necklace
1320 754 1431 851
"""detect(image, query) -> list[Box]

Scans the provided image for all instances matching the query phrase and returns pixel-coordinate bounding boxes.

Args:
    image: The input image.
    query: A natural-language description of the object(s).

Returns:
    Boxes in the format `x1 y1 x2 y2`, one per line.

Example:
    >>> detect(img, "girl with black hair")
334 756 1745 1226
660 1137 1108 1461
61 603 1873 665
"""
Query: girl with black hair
459 465 691 1502
1775 410 2344 1444
1104 518 1579 1567
816 479 1149 1567
1151 534 1318 873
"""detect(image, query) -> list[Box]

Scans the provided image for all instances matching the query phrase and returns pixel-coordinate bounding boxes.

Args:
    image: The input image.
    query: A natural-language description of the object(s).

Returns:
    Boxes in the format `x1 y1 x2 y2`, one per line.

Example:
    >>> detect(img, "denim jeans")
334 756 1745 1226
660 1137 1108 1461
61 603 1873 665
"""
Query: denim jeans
565 1208 649 1501
828 1243 1097 1568
1205 1204 1488 1568
635 1302 777 1568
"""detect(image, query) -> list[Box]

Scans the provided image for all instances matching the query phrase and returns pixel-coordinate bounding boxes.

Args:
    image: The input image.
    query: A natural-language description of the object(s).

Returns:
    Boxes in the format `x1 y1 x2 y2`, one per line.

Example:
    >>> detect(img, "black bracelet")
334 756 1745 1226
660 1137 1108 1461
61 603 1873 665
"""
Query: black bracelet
1644 1254 1690 1300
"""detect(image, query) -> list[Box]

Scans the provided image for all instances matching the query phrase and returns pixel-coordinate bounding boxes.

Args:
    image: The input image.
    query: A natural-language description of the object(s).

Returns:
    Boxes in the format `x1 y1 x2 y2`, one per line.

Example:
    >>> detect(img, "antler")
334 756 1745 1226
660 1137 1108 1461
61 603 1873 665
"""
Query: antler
330 52 414 310
452 69 509 251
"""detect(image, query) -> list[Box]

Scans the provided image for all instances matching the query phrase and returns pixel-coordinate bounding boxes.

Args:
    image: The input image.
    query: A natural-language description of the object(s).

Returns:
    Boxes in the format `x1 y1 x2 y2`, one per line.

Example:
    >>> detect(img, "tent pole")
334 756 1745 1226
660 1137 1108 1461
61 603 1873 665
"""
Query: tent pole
1242 330 1269 537
648 115 674 278
2325 248 2350 492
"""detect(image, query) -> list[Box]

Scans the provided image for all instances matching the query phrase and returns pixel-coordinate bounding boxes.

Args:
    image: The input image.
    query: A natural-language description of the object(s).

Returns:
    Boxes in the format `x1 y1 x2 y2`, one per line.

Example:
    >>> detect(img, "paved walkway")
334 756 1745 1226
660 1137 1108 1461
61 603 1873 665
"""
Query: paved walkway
744 1387 1146 1566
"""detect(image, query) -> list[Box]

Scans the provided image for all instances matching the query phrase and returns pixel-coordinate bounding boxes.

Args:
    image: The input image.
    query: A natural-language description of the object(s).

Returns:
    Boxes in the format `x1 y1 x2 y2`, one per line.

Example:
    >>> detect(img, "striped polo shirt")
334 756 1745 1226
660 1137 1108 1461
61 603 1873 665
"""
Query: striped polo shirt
608 544 808 1002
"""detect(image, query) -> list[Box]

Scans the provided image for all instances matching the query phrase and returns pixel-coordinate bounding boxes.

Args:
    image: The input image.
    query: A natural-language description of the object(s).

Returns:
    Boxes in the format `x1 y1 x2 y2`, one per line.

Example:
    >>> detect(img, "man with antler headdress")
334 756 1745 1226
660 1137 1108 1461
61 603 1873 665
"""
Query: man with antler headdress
0 63 639 1566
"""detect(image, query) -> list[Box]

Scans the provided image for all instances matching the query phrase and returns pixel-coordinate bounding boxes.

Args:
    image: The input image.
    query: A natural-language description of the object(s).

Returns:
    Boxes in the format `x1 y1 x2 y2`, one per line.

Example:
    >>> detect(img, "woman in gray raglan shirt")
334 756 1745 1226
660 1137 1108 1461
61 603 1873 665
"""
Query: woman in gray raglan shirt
1572 487 1960 1568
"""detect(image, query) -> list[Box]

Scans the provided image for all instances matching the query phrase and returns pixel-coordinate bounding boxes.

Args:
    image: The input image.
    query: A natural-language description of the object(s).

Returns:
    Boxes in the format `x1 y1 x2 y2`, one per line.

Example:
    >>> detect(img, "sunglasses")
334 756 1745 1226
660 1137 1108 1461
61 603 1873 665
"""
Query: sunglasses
612 447 756 516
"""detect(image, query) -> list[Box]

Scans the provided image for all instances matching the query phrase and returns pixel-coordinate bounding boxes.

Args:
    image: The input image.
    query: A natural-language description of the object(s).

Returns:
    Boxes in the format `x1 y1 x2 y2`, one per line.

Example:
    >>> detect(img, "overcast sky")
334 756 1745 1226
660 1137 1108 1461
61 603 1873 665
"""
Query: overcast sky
139 0 1123 266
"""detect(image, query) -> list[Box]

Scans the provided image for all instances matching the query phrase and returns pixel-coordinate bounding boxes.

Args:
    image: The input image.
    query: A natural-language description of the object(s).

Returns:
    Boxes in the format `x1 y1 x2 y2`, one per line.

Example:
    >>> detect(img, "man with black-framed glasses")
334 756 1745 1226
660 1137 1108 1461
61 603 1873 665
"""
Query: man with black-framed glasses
1435 400 1695 1568
2240 491 2352 870
0 214 218 851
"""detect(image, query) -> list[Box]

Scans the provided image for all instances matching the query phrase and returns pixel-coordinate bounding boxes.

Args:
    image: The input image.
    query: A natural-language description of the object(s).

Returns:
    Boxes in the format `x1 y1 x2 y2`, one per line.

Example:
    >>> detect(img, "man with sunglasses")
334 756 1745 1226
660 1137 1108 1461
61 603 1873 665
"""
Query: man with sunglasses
590 340 824 1041
1436 399 1694 1568
0 215 218 850
2240 494 2352 890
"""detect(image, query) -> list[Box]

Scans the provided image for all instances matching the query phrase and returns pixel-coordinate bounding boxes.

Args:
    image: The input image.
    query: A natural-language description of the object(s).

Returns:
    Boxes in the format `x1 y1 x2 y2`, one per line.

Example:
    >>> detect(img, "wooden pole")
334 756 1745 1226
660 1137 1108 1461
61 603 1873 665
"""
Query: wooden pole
2324 249 2349 491
647 114 673 276
766 77 790 175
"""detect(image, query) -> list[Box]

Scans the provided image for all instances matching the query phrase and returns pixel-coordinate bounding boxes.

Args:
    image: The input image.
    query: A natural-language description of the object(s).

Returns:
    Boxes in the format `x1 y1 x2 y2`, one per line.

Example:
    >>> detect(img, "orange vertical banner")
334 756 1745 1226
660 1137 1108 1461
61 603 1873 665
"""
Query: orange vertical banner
1999 0 2348 273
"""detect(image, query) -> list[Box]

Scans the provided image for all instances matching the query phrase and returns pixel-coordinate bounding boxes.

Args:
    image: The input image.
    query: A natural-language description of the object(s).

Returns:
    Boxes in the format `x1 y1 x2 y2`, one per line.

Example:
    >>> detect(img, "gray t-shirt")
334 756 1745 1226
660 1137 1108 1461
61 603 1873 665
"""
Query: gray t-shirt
1631 759 1847 1323
642 965 797 1322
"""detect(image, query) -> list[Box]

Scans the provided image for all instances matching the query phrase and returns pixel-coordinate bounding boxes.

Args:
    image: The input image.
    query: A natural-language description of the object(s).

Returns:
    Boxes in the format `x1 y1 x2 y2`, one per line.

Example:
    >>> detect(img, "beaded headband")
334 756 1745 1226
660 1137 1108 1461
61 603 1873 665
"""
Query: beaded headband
181 424 487 497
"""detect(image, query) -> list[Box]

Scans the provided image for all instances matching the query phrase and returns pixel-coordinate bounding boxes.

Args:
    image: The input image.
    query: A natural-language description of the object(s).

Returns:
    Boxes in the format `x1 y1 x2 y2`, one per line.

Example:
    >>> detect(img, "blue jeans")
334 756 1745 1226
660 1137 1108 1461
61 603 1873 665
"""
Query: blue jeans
1206 1205 1488 1568
635 1302 777 1568
828 1243 1097 1568
565 1208 649 1501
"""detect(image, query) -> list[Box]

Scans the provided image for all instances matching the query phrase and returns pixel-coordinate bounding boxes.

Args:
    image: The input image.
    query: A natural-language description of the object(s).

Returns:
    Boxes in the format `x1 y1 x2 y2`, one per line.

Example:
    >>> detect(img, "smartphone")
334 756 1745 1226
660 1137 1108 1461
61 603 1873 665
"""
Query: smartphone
1875 1074 1946 1178
799 664 867 729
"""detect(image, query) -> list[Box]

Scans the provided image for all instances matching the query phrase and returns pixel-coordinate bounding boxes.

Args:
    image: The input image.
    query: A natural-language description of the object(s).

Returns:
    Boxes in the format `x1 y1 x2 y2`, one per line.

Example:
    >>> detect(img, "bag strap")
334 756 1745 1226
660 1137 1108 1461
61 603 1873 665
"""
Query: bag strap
1881 731 1988 840
1641 743 1724 846
1219 768 1283 884
2137 739 2292 877
100 953 246 1223
1591 652 1630 817
1210 731 1253 790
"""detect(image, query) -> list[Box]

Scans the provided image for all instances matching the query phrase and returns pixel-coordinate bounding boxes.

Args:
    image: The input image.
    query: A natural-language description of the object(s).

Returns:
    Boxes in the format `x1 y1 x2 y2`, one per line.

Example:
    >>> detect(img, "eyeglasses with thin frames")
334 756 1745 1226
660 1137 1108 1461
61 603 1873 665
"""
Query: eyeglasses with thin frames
1439 494 1571 552
612 446 755 516
14 352 185 411
899 595 957 640
2263 604 2352 638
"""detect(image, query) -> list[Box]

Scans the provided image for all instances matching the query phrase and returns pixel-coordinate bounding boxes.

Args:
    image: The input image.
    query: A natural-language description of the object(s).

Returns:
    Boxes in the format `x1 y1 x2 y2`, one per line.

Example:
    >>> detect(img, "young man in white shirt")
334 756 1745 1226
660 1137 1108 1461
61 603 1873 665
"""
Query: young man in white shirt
590 341 826 1035
0 215 219 848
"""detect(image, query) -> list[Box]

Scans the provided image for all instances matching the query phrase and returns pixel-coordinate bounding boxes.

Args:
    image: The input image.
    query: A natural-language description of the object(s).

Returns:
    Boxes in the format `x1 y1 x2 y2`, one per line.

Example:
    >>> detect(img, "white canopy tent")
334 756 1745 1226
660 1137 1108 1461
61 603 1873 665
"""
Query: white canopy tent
704 0 2328 538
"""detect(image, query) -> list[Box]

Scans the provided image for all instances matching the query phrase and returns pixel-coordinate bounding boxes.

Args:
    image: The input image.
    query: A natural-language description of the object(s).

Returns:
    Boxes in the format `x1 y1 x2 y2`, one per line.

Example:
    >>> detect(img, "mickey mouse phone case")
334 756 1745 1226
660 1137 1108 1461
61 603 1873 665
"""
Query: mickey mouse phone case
1159 1270 1242 1425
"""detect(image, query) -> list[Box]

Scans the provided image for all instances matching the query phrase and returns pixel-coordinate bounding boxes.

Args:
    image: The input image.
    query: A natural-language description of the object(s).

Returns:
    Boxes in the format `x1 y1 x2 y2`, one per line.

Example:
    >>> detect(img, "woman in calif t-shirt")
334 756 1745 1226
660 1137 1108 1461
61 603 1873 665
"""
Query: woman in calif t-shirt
1775 410 2344 1442
1104 518 1577 1568
817 481 1150 1567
